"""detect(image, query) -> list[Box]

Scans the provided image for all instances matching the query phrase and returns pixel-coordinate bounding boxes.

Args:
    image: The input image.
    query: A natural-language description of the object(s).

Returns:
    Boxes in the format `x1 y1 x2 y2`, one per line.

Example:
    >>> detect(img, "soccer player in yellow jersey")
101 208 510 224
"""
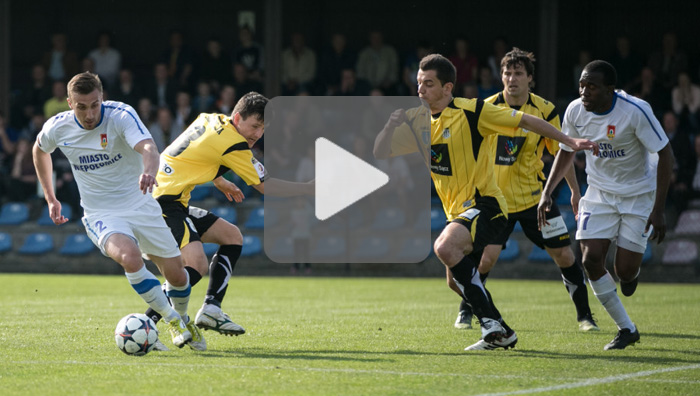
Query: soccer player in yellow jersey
452 48 598 333
144 92 311 350
375 54 598 350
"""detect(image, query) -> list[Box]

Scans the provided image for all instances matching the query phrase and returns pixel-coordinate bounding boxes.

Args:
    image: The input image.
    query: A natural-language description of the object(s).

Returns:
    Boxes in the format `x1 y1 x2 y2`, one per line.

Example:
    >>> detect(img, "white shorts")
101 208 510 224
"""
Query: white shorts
576 186 655 253
82 199 181 259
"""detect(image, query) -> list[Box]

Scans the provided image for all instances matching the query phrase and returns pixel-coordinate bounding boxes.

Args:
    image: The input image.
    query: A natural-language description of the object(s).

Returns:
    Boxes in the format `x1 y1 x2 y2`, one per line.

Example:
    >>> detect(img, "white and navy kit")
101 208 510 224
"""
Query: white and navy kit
37 101 180 257
560 91 669 252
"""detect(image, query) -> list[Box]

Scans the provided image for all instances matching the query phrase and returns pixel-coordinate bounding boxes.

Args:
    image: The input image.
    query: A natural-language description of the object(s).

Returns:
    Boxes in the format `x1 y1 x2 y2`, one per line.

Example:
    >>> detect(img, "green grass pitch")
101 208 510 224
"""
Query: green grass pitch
1 273 699 395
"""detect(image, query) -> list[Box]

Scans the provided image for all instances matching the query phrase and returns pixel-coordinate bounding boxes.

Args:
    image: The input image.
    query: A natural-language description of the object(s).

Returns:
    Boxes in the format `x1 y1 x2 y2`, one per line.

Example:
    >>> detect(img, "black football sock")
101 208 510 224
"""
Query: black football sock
459 298 472 314
560 261 592 321
449 255 497 321
145 266 203 323
204 244 242 308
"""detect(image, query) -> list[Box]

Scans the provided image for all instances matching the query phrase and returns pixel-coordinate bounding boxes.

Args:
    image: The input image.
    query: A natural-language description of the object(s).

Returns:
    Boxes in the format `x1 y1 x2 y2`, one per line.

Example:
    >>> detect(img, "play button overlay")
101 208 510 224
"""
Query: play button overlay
263 96 431 264
315 137 389 221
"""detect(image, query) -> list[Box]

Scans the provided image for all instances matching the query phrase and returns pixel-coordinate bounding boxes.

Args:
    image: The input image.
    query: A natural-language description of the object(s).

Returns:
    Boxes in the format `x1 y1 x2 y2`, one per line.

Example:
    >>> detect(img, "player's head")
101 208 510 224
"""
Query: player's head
67 71 103 130
417 54 455 106
579 60 616 113
232 91 268 148
500 48 535 97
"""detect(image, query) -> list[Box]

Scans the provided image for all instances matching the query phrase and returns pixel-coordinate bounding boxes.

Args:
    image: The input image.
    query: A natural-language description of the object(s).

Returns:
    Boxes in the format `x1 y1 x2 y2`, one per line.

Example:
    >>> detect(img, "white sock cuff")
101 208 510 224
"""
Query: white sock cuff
165 270 190 291
589 272 617 296
124 265 155 283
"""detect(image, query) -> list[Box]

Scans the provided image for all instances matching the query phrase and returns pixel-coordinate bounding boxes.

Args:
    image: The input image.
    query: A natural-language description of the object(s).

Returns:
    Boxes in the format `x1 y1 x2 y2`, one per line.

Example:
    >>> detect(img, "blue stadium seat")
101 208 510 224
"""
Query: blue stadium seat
19 233 54 255
561 209 577 232
266 236 294 261
210 206 237 224
528 245 552 263
513 221 523 233
0 232 11 253
372 208 406 229
0 202 30 225
430 208 446 231
38 203 73 226
398 237 431 261
498 239 520 262
241 235 262 257
353 237 390 260
244 207 275 229
59 233 95 255
203 243 218 257
642 243 652 264
311 236 346 259
189 184 212 202
555 186 572 207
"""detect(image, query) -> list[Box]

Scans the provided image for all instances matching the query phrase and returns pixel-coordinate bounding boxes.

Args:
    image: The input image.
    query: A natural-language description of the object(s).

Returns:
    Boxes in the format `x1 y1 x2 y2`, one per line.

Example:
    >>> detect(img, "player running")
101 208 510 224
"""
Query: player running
452 48 598 332
539 60 673 350
375 54 598 350
33 72 194 349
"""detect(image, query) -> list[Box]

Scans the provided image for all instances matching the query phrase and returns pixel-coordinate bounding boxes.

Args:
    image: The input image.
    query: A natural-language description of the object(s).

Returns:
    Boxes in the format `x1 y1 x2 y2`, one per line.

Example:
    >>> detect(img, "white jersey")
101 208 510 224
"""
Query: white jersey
560 90 668 196
37 100 154 215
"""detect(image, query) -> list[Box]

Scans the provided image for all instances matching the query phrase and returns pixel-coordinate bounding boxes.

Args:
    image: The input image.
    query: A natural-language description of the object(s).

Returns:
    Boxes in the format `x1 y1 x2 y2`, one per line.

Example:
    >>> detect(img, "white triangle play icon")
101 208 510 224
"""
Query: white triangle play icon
315 137 389 221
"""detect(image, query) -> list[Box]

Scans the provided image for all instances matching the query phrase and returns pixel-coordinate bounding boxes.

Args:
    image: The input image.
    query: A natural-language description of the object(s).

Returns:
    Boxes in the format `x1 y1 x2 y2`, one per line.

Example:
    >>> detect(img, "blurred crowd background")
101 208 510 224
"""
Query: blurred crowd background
1 0 700 233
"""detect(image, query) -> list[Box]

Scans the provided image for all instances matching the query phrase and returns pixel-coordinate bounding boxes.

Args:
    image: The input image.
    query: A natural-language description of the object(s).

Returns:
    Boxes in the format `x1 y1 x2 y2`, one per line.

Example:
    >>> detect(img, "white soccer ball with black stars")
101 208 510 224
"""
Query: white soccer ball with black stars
114 313 159 356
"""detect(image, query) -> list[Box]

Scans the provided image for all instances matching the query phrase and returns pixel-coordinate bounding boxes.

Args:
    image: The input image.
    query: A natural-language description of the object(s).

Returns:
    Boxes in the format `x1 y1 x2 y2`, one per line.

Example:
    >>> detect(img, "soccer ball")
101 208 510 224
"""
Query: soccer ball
114 313 159 356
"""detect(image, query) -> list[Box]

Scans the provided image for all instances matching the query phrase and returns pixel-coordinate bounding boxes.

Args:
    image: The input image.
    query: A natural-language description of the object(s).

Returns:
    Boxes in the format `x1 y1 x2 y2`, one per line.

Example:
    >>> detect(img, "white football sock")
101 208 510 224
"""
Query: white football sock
125 265 178 322
589 271 635 332
165 271 191 322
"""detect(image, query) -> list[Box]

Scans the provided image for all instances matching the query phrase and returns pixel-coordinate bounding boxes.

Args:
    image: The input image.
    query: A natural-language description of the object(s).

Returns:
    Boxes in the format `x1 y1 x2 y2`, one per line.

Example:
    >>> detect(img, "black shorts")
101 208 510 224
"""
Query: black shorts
159 201 219 248
451 197 508 257
492 203 571 249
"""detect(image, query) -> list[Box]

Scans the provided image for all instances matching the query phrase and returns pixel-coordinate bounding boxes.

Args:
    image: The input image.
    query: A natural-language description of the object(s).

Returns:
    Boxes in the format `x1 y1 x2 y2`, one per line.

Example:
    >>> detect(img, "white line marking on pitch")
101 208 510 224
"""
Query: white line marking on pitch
474 364 700 396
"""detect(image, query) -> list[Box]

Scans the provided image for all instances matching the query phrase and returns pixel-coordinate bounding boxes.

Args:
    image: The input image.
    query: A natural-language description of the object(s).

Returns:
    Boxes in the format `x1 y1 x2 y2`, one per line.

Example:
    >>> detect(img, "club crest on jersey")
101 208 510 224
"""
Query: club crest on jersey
442 128 450 139
100 134 108 149
606 125 616 140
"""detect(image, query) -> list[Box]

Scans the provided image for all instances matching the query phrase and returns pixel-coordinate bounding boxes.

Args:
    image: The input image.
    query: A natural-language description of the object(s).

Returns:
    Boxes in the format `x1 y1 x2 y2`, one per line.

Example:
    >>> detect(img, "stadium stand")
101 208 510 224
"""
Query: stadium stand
0 202 30 225
352 236 390 259
498 239 520 262
430 208 446 231
189 184 213 202
38 203 72 226
528 245 552 263
203 243 218 257
59 233 95 256
673 209 700 236
18 233 54 255
372 207 406 229
0 232 11 253
397 236 432 261
311 236 346 259
210 206 237 224
241 235 263 257
662 239 698 266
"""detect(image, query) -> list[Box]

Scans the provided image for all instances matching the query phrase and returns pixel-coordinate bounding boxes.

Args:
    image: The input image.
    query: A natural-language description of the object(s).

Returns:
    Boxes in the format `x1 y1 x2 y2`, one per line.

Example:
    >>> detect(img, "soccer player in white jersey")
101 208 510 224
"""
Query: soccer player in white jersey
538 60 673 350
32 72 199 349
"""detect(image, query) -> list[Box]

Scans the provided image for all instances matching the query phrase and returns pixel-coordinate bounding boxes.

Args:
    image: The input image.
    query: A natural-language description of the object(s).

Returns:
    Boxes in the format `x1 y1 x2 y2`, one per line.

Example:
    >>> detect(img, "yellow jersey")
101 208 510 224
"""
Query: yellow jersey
153 113 266 206
390 98 524 221
485 92 560 213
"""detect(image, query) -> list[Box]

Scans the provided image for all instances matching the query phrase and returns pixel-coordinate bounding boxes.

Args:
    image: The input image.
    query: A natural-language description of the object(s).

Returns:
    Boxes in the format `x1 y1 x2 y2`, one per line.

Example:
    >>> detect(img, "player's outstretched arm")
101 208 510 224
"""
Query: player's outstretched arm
520 114 599 155
647 144 674 243
133 139 160 194
538 149 575 230
32 141 68 225
254 178 314 197
373 109 406 159
213 176 245 203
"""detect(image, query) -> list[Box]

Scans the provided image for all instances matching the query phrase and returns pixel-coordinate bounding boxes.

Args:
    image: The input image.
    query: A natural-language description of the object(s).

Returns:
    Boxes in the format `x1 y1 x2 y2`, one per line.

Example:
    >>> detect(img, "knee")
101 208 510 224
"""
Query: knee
615 266 638 282
433 238 454 264
549 247 575 268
